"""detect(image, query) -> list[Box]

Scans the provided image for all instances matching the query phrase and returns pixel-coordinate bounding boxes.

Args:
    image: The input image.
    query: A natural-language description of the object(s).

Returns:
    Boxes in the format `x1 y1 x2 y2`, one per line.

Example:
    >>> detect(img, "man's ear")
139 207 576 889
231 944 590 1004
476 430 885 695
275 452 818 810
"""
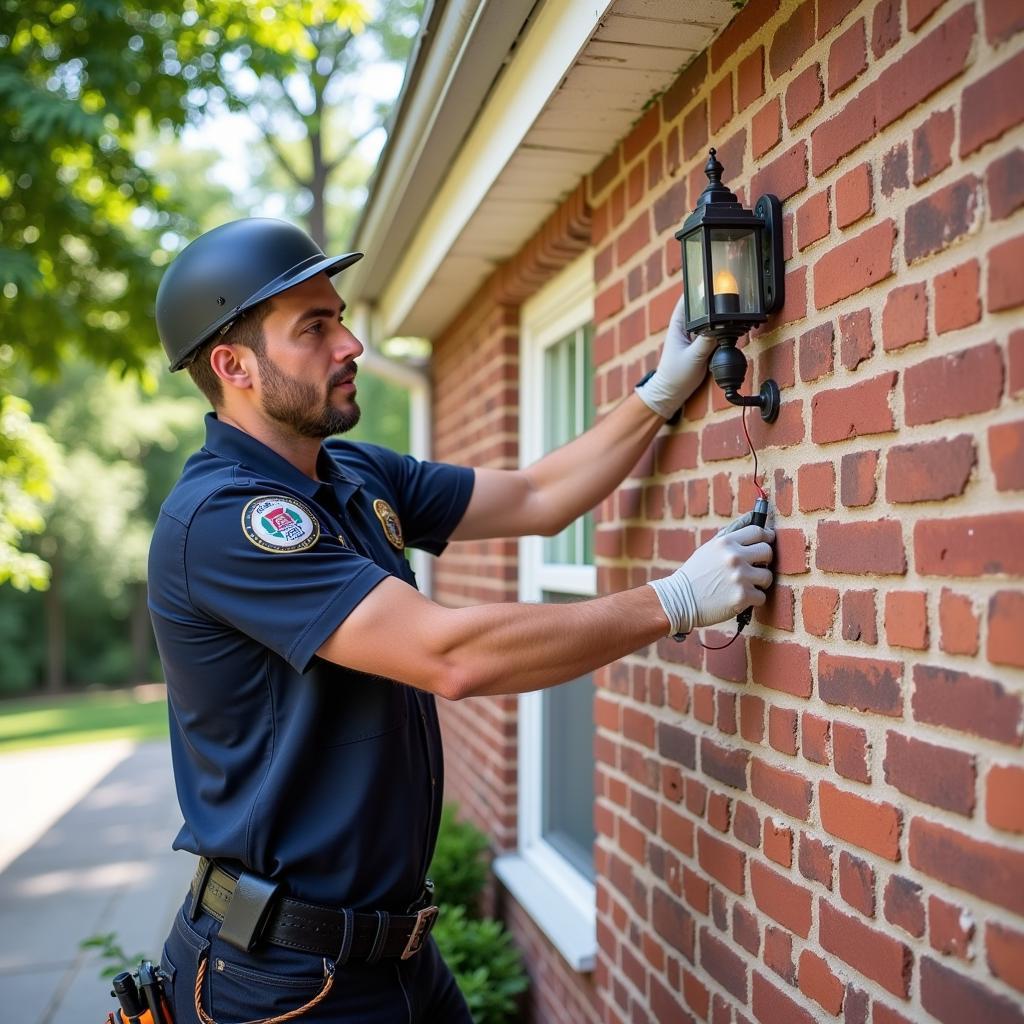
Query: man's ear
210 344 255 392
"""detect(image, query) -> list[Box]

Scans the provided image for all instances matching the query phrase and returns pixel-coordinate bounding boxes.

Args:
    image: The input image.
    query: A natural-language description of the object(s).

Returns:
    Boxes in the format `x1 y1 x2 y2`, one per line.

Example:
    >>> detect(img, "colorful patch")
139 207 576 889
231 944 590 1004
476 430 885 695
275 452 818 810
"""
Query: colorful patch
242 496 320 553
373 498 404 550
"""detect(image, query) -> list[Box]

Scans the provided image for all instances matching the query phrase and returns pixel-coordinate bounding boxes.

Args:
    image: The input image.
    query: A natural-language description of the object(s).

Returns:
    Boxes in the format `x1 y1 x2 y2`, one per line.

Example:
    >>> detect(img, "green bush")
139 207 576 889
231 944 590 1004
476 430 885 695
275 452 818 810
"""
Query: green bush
428 803 490 915
432 904 529 1024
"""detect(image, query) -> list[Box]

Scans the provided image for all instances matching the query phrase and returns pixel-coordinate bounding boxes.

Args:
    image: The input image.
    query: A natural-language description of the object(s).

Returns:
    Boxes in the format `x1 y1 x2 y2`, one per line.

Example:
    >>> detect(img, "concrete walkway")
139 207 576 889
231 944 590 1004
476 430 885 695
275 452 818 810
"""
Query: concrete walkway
0 740 194 1023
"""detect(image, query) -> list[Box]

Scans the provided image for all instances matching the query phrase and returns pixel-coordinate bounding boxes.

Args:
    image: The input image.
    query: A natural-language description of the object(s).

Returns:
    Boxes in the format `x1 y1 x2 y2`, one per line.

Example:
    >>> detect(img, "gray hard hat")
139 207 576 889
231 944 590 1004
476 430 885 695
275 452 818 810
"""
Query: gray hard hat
155 218 363 371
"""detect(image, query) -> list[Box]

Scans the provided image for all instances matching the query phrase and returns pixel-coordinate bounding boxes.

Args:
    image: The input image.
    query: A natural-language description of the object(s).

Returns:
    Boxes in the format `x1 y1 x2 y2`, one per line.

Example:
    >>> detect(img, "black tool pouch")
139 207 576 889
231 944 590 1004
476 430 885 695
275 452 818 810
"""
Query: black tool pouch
216 872 281 953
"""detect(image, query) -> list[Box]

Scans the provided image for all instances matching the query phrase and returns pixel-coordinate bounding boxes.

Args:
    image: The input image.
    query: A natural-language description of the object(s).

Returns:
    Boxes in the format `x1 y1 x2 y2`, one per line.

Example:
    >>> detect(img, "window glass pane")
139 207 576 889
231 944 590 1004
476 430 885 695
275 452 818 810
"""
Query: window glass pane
541 591 595 879
543 326 594 568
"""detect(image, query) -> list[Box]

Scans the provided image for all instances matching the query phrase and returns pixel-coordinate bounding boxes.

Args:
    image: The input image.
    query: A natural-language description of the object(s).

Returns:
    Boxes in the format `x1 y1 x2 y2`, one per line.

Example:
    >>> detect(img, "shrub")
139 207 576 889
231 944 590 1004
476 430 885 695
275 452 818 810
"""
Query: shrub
432 904 529 1024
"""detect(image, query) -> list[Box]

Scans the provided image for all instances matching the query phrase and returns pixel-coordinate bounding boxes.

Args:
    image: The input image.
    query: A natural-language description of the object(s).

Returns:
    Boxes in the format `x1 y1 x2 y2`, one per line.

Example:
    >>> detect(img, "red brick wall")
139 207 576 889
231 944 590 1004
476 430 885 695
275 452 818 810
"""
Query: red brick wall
433 2 1024 1022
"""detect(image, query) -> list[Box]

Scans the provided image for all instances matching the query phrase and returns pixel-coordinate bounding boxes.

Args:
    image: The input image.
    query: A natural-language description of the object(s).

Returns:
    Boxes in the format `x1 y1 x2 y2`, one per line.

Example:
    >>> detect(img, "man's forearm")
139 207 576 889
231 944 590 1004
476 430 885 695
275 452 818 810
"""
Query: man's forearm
436 583 669 699
524 391 666 535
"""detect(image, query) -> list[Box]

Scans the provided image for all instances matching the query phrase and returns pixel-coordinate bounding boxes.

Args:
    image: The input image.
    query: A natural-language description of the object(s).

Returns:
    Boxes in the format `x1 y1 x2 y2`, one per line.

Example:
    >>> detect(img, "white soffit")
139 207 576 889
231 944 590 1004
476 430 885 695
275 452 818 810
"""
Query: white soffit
380 0 737 339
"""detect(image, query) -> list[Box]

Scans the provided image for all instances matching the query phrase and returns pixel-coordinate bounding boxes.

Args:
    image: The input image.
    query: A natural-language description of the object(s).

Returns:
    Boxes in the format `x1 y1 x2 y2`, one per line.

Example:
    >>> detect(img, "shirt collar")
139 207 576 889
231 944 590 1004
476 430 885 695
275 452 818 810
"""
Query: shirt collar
202 414 364 499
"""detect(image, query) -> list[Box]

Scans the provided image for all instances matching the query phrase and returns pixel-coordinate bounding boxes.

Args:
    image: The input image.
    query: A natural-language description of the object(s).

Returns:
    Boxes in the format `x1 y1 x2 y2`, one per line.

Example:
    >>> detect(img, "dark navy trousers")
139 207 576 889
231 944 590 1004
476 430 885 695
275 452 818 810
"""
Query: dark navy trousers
161 898 473 1023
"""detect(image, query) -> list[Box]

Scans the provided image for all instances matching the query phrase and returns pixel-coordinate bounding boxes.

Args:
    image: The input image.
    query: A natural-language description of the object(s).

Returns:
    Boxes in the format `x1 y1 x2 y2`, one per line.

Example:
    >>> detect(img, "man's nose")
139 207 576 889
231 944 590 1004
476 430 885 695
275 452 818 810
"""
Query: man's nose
334 325 364 361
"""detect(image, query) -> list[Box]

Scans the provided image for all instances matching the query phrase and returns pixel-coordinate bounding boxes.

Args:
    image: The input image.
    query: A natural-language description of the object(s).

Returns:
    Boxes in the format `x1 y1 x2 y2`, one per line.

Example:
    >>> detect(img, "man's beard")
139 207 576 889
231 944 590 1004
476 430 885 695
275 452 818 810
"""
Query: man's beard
257 354 361 439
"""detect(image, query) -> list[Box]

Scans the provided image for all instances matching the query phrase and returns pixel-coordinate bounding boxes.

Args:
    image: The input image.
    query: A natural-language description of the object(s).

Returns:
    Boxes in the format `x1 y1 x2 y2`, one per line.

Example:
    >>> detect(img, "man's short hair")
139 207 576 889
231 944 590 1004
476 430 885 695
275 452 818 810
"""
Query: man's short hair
187 300 273 406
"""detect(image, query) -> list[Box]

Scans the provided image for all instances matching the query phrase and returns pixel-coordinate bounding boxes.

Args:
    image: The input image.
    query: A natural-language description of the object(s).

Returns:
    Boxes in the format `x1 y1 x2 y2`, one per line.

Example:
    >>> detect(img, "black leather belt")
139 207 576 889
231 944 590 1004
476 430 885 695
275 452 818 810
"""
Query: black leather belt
189 858 439 964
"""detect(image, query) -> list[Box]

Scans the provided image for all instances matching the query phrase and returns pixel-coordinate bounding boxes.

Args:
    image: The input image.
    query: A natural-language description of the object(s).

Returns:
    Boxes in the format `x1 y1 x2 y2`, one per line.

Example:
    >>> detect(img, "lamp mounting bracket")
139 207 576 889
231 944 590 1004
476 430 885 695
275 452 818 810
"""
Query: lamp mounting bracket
754 194 784 315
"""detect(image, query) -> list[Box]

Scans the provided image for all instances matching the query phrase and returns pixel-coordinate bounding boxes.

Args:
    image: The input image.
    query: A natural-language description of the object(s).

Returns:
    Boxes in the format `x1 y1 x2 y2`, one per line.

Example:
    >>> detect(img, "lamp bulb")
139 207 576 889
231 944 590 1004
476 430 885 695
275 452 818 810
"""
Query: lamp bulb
714 268 739 295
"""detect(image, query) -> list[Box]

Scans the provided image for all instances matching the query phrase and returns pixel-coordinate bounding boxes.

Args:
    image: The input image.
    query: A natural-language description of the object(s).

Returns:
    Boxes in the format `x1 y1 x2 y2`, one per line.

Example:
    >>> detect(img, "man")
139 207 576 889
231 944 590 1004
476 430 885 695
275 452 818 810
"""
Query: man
149 218 773 1023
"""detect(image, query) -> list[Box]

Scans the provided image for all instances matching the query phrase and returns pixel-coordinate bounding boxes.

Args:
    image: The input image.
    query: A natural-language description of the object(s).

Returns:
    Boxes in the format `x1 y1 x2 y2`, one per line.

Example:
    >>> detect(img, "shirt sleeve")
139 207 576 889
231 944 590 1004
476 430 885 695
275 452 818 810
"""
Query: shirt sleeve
183 486 390 673
363 445 475 555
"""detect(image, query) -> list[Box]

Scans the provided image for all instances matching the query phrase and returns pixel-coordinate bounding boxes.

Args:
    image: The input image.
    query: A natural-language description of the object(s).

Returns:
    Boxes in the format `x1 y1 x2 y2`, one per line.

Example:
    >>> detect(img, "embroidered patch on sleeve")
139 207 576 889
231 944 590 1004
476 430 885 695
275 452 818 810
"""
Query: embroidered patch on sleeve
242 496 321 553
373 498 404 550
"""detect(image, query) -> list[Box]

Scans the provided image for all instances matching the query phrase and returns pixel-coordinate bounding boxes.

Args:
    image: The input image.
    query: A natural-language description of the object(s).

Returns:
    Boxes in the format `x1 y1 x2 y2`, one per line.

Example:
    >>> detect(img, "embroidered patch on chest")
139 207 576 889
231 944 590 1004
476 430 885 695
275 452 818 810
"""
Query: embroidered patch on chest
373 498 404 550
242 496 320 552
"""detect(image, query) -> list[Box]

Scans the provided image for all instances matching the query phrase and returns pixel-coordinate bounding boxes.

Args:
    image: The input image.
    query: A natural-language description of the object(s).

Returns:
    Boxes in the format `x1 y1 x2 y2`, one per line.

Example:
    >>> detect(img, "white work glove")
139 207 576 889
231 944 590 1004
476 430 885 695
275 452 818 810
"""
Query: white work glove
634 294 717 419
647 510 775 636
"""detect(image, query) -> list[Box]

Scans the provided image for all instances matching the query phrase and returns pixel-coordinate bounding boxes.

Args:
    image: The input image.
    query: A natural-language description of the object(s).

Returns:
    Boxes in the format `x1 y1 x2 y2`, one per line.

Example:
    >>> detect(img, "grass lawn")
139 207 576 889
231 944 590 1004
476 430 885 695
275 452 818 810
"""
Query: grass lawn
0 686 169 752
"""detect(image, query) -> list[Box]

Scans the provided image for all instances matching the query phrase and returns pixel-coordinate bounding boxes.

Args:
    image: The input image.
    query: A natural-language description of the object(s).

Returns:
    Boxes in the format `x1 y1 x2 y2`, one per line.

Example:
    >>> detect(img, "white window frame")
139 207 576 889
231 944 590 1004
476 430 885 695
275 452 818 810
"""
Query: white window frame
493 252 597 972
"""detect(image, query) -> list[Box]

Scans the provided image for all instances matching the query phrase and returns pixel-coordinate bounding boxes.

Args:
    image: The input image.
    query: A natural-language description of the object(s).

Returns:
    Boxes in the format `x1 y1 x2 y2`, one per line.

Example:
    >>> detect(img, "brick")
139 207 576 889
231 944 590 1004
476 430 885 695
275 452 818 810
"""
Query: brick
702 416 748 462
755 580 795 632
835 163 872 228
913 663 1023 746
768 707 798 757
987 922 1024 995
820 902 911 997
616 211 650 265
799 831 834 889
661 804 695 857
987 148 1024 221
740 694 765 745
802 585 839 637
935 260 981 333
884 875 925 938
816 519 905 575
877 6 975 133
904 175 982 264
884 591 928 649
820 781 901 860
707 791 731 833
840 450 877 508
663 50 708 121
653 884 696 958
763 817 793 867
733 903 761 956
989 234 1024 312
819 651 901 716
797 461 835 512
814 220 895 308
683 969 709 1020
787 63 823 128
658 722 697 768
701 926 748 1002
819 0 861 38
683 102 708 162
828 18 867 95
907 0 942 30
838 308 873 370
653 179 688 235
871 0 900 57
833 720 870 782
989 590 1024 668
710 74 733 134
839 850 875 917
698 827 745 895
884 732 976 816
596 281 624 321
734 799 761 849
764 924 795 983
987 763 1024 833
991 420 1024 492
811 372 897 444
751 860 812 938
886 435 976 503
913 107 955 185
880 142 909 196
769 2 814 77
738 46 765 113
915 513 1024 578
753 971 817 1024
929 894 974 960
939 588 979 656
623 104 659 164
650 974 693 1024
873 1004 914 1024
712 0 779 69
801 713 830 765
905 342 1004 426
796 190 829 251
811 82 877 176
921 956 1024 1024
750 638 812 697
701 737 749 791
799 950 844 1015
961 50 1024 157
799 321 834 382
751 757 812 820
881 283 927 350
751 141 808 204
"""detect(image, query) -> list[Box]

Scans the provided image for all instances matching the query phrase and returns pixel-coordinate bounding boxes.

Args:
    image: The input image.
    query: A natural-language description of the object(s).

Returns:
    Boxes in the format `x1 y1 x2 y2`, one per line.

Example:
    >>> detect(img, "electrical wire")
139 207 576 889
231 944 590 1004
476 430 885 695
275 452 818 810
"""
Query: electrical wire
696 403 768 651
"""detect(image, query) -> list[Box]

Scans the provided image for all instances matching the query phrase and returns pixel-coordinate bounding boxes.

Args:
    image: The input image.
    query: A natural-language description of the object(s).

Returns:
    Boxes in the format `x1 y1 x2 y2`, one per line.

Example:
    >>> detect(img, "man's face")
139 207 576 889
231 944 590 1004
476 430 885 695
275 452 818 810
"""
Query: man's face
253 274 364 439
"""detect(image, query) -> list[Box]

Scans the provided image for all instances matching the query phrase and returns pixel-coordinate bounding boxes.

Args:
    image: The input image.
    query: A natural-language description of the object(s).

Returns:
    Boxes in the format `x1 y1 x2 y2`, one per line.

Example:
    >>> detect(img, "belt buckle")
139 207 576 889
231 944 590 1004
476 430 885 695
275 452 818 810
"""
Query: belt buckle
401 905 439 960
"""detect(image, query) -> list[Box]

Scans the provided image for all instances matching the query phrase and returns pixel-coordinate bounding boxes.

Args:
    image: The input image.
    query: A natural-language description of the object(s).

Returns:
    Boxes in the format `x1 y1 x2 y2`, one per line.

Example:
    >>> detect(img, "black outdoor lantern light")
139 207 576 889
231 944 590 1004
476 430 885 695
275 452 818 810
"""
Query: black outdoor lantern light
676 148 785 422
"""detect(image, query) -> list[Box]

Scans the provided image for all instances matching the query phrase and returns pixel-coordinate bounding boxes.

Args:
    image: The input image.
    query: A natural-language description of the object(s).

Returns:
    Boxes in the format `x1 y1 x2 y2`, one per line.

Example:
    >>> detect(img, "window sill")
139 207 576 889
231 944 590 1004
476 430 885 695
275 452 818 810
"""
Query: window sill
493 852 596 972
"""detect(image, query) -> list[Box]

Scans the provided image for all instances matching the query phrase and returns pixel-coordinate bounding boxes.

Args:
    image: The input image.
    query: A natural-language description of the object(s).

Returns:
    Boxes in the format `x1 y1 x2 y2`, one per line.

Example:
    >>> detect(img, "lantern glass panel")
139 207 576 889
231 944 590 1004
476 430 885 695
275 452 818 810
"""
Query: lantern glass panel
709 227 760 316
683 232 707 322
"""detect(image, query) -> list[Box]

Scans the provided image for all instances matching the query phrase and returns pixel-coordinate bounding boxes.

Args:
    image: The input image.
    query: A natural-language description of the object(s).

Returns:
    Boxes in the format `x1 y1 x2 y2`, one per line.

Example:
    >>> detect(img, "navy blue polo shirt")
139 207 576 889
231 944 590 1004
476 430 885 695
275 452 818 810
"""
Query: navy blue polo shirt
148 414 474 910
